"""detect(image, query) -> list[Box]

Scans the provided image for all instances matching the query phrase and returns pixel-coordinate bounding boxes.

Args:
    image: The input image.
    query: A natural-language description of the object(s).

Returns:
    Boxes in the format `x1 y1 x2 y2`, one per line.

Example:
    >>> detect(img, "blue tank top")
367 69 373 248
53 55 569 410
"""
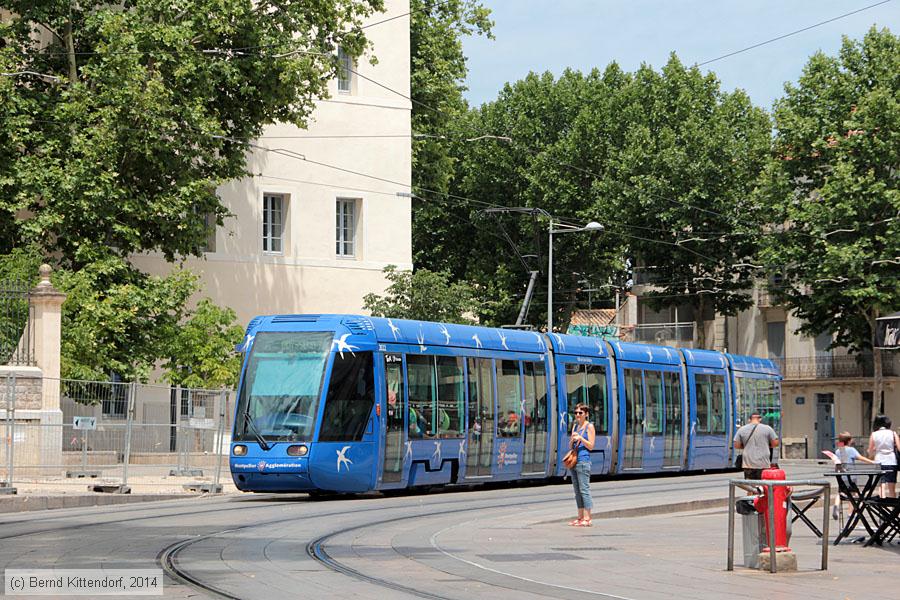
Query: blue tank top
575 423 591 462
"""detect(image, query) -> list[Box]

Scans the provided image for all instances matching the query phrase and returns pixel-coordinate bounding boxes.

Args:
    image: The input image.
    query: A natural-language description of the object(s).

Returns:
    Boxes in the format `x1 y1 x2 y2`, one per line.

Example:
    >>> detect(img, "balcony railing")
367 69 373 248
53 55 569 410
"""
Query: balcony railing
774 354 900 380
623 322 696 347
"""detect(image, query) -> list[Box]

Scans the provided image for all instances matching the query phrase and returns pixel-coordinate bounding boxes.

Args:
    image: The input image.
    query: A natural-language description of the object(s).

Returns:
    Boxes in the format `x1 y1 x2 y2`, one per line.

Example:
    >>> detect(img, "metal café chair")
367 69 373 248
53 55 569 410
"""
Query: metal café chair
824 467 884 545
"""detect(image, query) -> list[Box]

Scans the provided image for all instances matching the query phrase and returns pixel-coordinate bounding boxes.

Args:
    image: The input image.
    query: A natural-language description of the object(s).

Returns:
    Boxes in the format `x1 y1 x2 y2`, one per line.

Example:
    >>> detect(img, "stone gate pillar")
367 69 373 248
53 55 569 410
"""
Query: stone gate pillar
30 264 66 472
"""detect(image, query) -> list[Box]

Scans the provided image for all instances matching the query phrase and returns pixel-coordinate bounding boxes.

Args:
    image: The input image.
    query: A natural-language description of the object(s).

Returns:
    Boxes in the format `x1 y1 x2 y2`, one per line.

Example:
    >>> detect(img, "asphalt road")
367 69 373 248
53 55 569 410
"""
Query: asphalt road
0 464 841 599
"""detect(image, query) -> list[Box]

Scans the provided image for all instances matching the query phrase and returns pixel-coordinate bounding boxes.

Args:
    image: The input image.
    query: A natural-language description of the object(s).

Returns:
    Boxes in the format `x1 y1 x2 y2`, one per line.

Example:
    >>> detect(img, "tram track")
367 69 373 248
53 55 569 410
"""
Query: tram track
158 474 746 598
2 471 775 599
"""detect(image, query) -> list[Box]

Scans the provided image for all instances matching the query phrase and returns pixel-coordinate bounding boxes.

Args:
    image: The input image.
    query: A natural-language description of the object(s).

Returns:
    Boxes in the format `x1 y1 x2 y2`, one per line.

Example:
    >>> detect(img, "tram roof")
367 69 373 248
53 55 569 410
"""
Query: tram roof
727 353 782 377
245 314 549 354
682 348 729 369
607 341 682 365
545 333 609 358
369 316 547 353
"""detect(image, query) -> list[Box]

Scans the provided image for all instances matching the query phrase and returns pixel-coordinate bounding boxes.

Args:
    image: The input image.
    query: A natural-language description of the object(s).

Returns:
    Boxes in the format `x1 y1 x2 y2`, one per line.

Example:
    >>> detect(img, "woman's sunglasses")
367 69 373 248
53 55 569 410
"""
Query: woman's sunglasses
574 410 585 414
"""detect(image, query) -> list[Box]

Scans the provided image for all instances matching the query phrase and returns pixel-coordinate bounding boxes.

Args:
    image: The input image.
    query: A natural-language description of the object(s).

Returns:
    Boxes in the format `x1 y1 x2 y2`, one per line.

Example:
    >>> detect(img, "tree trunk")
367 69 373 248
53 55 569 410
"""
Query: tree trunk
695 295 707 349
64 7 77 86
873 326 884 414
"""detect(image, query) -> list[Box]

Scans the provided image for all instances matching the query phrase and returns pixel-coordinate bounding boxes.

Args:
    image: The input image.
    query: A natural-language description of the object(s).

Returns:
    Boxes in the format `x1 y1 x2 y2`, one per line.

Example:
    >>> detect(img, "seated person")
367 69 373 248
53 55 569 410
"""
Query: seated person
500 411 520 437
409 407 425 438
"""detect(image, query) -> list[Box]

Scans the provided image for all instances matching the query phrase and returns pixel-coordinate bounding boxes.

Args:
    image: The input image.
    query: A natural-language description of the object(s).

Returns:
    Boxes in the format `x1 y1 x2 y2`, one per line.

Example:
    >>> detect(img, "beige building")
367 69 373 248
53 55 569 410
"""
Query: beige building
133 0 413 328
626 282 900 458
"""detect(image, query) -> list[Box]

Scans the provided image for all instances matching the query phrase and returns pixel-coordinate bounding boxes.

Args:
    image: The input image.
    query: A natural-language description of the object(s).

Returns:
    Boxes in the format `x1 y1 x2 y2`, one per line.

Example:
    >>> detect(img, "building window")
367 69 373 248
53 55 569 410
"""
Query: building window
200 212 217 253
262 193 284 254
767 321 785 360
336 198 357 257
337 46 353 93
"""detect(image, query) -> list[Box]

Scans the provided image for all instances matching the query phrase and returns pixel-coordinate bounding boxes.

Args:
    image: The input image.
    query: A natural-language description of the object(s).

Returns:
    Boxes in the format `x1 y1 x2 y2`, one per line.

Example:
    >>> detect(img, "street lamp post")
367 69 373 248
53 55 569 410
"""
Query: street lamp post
548 220 604 332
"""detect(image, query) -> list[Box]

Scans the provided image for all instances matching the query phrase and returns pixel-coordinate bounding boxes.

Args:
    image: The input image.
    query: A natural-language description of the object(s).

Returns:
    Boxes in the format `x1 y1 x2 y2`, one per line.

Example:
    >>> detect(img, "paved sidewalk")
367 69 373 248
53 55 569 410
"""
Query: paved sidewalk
429 474 900 600
0 473 240 513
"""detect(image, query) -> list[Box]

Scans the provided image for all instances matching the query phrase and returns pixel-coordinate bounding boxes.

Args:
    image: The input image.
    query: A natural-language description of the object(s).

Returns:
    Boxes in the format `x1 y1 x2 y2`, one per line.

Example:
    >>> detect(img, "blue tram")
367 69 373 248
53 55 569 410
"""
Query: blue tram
229 314 781 493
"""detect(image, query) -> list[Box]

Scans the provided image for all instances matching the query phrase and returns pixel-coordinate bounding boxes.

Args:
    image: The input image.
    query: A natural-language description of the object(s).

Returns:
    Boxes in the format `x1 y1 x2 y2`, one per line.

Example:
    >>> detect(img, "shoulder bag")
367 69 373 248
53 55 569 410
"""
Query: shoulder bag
734 424 759 469
563 423 585 469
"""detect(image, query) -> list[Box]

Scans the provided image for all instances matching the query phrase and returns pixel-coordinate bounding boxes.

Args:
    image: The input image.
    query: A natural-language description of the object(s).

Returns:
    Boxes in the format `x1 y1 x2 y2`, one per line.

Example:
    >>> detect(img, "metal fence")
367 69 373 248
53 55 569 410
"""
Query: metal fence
1 375 234 494
624 321 696 347
775 354 900 380
0 278 35 366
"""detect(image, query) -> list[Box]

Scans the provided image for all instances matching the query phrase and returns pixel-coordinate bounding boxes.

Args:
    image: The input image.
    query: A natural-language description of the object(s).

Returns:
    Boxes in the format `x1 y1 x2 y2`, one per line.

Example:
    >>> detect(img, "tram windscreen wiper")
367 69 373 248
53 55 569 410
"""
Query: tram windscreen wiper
244 412 272 451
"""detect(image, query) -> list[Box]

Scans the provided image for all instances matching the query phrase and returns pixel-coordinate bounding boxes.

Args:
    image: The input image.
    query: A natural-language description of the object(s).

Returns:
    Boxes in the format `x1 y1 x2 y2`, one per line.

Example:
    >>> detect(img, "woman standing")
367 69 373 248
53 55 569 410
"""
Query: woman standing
868 415 900 498
568 403 596 527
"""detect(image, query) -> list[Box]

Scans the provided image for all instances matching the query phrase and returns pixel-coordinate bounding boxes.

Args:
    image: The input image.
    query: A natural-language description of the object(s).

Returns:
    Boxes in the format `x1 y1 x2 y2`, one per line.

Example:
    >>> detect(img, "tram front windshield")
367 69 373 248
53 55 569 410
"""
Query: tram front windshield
235 331 332 443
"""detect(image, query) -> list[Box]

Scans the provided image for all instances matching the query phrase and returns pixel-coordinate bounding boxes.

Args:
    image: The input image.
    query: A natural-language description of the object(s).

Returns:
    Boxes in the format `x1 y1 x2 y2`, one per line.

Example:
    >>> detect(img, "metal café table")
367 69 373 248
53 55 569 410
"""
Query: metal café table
824 469 884 544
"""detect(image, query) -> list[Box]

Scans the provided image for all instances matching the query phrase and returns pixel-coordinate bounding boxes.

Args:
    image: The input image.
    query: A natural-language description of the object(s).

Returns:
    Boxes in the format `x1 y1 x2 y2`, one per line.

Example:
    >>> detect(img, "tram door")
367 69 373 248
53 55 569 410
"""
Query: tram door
521 361 548 474
643 371 664 471
663 371 685 468
465 358 495 477
381 353 406 484
622 368 644 470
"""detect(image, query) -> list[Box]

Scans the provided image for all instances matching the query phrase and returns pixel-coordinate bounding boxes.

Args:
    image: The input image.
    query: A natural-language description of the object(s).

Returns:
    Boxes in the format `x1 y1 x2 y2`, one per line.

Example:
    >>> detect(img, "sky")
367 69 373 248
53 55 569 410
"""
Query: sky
462 0 900 110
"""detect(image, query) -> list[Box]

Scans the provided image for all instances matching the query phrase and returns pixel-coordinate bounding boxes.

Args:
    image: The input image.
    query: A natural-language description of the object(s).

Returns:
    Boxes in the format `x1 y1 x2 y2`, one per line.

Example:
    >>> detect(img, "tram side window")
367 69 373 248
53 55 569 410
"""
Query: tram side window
565 363 582 424
664 371 683 424
497 360 522 437
694 373 726 434
318 352 375 442
436 356 464 438
736 377 755 426
564 363 607 434
406 355 435 437
644 371 663 435
623 368 644 431
467 357 494 443
523 361 547 434
585 365 608 435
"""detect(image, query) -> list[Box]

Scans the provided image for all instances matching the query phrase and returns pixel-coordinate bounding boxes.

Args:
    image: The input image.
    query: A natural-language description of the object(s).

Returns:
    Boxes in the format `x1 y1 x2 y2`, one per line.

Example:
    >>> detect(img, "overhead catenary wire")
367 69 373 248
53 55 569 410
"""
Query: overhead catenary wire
697 0 894 67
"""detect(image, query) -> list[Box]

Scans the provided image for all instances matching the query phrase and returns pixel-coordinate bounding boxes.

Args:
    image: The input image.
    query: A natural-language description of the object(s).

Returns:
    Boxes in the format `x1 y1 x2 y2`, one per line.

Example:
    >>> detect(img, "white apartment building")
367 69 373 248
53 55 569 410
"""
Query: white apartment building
134 0 413 328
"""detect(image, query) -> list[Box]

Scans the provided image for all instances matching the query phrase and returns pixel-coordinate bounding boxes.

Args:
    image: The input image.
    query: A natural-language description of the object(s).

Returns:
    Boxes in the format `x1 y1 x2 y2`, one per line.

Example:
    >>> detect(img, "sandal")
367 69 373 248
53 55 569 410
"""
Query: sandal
568 518 581 526
575 519 592 527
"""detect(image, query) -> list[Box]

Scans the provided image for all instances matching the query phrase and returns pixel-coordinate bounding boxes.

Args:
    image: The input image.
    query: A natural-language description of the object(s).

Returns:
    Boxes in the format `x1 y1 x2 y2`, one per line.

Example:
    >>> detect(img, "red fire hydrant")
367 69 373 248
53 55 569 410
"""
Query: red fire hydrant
753 466 791 552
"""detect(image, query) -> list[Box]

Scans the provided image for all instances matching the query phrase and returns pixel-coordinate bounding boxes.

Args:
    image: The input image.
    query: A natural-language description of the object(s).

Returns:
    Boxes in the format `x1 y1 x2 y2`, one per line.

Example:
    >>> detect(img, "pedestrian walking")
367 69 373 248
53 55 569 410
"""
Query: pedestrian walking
733 411 779 480
568 403 595 527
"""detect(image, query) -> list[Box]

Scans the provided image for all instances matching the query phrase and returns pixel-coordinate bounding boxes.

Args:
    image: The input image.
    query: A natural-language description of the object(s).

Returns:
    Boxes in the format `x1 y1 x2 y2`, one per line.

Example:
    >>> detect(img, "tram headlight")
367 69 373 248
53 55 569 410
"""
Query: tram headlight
233 444 248 456
287 445 308 457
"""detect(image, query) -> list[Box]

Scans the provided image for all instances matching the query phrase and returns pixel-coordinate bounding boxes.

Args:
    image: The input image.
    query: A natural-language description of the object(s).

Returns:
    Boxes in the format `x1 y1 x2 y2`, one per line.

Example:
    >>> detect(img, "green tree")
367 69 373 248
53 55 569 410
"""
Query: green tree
363 265 483 324
54 259 199 382
425 59 770 338
548 55 771 347
0 1 383 380
410 0 492 267
1 0 383 266
757 27 900 405
422 70 608 328
163 299 245 389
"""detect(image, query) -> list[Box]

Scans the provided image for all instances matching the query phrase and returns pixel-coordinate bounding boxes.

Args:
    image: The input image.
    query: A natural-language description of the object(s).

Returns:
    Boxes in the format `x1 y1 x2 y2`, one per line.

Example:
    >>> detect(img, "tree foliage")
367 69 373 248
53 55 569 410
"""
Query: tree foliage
162 299 244 389
1 0 383 265
54 258 199 382
410 0 492 267
363 265 482 324
0 0 384 381
757 27 900 356
421 58 770 339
